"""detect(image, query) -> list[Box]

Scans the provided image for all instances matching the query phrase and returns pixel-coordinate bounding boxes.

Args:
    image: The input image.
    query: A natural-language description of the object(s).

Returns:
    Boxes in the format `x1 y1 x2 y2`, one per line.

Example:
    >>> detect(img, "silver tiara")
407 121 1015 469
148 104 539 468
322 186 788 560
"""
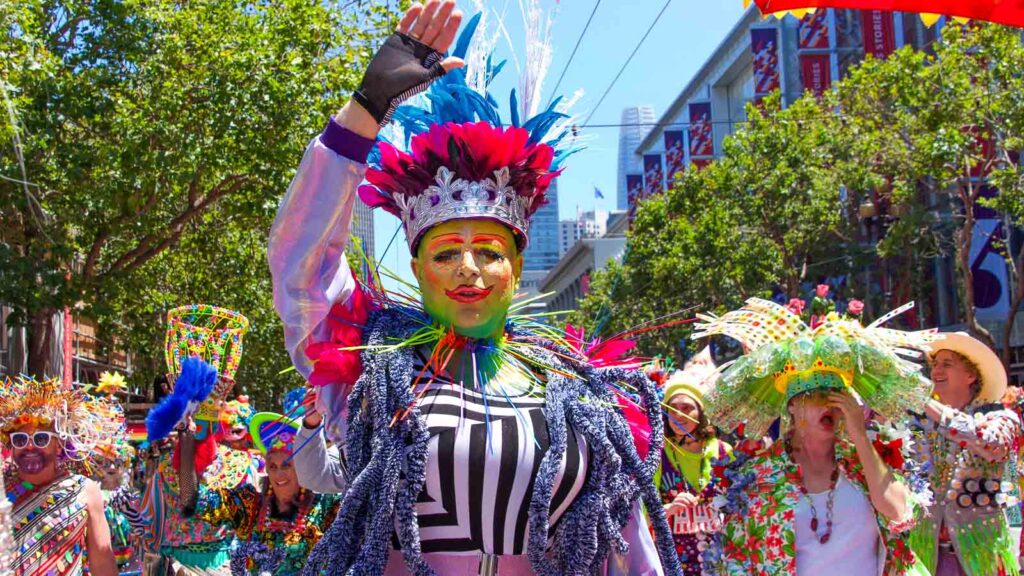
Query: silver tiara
398 165 534 250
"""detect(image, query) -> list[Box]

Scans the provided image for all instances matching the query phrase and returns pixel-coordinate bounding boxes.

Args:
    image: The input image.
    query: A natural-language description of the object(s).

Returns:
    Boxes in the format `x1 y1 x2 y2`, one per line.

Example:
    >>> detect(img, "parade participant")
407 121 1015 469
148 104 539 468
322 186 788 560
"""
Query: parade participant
0 376 120 576
908 332 1022 576
656 350 732 576
219 396 256 452
93 430 142 573
140 305 258 576
268 1 680 574
695 298 935 576
178 410 341 576
88 372 144 574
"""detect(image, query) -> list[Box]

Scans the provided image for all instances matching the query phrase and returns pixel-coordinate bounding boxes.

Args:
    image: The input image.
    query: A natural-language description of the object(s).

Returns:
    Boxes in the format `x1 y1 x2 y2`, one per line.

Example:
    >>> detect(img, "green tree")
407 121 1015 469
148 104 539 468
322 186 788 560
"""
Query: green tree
831 22 1024 355
572 93 856 361
1 0 395 383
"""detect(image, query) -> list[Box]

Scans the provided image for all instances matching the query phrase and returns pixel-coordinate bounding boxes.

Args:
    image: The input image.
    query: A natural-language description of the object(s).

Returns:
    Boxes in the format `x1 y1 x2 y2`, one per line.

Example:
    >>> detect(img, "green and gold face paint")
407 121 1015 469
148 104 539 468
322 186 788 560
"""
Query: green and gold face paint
413 219 523 341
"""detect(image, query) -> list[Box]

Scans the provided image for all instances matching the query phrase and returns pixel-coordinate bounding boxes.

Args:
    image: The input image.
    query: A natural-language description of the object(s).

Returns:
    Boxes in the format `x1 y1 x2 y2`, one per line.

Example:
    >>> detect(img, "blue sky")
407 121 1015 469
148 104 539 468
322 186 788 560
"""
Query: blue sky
371 0 746 287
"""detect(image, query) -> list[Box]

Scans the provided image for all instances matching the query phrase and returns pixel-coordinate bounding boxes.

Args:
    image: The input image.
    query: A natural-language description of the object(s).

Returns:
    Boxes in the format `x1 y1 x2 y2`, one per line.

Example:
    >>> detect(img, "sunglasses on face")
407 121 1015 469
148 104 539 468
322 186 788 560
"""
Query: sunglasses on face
10 431 57 449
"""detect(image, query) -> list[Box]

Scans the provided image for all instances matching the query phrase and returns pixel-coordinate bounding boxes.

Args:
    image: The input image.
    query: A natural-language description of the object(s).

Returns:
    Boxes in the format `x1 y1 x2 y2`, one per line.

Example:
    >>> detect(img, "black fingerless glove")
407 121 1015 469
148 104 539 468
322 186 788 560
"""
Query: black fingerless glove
353 32 446 126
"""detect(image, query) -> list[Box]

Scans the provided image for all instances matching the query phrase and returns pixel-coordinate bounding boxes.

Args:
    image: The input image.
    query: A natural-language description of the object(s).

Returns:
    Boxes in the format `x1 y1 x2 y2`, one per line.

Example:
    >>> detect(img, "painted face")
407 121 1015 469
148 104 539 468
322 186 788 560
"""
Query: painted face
265 451 299 499
788 391 839 439
666 393 701 438
930 350 978 407
413 220 523 340
10 424 61 478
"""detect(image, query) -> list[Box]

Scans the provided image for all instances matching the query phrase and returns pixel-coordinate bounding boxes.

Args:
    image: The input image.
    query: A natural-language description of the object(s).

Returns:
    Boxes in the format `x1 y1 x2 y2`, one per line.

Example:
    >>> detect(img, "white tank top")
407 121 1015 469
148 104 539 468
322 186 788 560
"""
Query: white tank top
795 475 881 576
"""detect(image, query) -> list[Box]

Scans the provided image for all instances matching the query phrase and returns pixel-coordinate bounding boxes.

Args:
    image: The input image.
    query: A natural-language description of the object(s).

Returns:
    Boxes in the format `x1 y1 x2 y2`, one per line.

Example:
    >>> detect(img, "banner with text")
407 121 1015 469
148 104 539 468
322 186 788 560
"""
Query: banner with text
800 53 832 95
861 10 895 59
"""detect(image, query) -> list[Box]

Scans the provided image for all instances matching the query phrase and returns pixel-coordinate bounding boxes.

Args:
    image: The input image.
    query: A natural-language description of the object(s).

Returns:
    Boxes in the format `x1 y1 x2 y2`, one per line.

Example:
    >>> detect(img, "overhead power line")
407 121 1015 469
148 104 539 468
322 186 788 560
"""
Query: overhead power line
545 0 603 109
581 0 673 129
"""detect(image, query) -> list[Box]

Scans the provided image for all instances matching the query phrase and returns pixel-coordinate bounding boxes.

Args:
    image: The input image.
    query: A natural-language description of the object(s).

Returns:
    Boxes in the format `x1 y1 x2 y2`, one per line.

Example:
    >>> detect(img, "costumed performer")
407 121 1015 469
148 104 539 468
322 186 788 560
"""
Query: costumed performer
179 405 342 576
695 298 936 576
93 436 141 575
219 397 256 452
0 376 120 576
140 305 258 576
907 332 1022 576
656 348 732 576
267 1 680 574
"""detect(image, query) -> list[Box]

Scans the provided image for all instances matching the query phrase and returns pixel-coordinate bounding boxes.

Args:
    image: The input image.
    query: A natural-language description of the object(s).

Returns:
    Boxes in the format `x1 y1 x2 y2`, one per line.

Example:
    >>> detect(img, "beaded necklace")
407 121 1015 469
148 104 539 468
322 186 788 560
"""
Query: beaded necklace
796 465 839 544
256 487 313 536
787 440 840 545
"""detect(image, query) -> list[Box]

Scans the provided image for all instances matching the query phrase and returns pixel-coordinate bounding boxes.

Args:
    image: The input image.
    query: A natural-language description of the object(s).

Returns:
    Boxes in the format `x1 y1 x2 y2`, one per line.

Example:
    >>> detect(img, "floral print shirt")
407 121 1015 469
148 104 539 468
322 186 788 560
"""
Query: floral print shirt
705 441 924 576
195 482 341 575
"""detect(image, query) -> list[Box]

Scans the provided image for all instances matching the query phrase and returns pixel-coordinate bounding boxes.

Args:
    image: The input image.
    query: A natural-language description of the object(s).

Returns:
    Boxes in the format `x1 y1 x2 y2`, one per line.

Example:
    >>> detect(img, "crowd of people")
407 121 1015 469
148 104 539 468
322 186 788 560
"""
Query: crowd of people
4 2 1024 575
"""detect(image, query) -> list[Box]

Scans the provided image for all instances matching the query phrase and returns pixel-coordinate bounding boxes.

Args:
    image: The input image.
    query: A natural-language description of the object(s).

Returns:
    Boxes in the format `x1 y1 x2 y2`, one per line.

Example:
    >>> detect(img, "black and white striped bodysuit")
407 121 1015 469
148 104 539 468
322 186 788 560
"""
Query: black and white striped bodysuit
408 351 589 556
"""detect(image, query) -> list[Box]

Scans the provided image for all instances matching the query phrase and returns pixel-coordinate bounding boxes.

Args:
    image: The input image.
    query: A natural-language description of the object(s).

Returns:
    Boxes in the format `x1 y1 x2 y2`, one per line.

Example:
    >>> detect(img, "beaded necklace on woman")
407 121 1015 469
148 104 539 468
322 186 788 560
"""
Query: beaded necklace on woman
787 437 841 545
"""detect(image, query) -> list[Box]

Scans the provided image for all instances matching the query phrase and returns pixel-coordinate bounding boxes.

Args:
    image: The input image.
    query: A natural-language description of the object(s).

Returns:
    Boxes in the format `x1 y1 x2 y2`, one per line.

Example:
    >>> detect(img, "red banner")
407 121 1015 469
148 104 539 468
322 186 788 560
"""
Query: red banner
861 10 895 59
688 103 714 157
626 174 643 216
751 1 1024 28
664 131 686 182
751 28 781 97
798 9 831 49
800 54 832 95
643 154 664 197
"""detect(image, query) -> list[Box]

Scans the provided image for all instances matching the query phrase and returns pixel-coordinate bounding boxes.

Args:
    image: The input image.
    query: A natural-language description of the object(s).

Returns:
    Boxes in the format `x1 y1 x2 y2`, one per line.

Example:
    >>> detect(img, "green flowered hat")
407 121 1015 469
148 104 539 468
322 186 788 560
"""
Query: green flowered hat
692 298 940 438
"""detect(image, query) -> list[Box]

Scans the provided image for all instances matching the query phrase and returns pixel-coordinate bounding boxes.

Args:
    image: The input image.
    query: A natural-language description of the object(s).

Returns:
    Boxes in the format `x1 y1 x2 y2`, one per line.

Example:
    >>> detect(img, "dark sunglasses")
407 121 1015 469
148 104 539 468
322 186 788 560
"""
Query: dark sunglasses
10 431 57 449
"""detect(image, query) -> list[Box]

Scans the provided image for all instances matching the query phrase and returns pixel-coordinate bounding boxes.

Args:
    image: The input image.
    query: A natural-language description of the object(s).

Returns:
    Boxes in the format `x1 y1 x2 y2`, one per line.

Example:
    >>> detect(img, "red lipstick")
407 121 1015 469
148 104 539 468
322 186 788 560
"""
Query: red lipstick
445 285 493 303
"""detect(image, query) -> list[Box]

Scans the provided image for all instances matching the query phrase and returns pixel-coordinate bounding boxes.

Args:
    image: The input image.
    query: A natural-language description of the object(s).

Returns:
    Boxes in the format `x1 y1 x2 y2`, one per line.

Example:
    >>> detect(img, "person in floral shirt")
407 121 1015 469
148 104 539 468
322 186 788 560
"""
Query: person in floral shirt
179 411 341 575
692 297 937 576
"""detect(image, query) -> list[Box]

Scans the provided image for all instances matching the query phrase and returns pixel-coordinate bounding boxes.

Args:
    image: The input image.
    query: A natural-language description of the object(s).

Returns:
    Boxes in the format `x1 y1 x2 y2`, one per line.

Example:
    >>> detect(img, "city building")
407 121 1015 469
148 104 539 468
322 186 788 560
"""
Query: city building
541 237 627 317
559 210 609 257
352 201 375 261
523 180 561 273
617 106 657 211
0 305 132 386
539 209 629 317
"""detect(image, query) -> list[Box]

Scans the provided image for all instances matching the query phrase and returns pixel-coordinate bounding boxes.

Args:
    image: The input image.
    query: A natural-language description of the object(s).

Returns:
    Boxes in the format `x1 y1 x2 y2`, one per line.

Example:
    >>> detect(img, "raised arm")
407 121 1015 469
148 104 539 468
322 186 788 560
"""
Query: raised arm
268 0 463 379
269 1 465 440
267 107 376 379
293 406 349 494
924 399 1021 462
830 392 911 525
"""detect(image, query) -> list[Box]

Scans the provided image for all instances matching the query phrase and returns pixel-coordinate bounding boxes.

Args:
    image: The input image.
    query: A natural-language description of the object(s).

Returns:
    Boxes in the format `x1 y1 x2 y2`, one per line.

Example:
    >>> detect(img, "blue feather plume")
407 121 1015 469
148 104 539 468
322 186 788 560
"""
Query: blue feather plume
145 356 218 441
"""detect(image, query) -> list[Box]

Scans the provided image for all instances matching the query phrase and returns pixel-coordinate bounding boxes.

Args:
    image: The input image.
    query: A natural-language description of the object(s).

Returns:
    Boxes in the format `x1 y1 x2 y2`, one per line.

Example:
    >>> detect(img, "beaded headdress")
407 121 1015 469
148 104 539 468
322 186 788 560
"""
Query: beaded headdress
248 412 299 455
357 14 581 252
0 376 123 459
693 298 940 438
165 304 249 421
93 431 135 469
221 396 255 431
